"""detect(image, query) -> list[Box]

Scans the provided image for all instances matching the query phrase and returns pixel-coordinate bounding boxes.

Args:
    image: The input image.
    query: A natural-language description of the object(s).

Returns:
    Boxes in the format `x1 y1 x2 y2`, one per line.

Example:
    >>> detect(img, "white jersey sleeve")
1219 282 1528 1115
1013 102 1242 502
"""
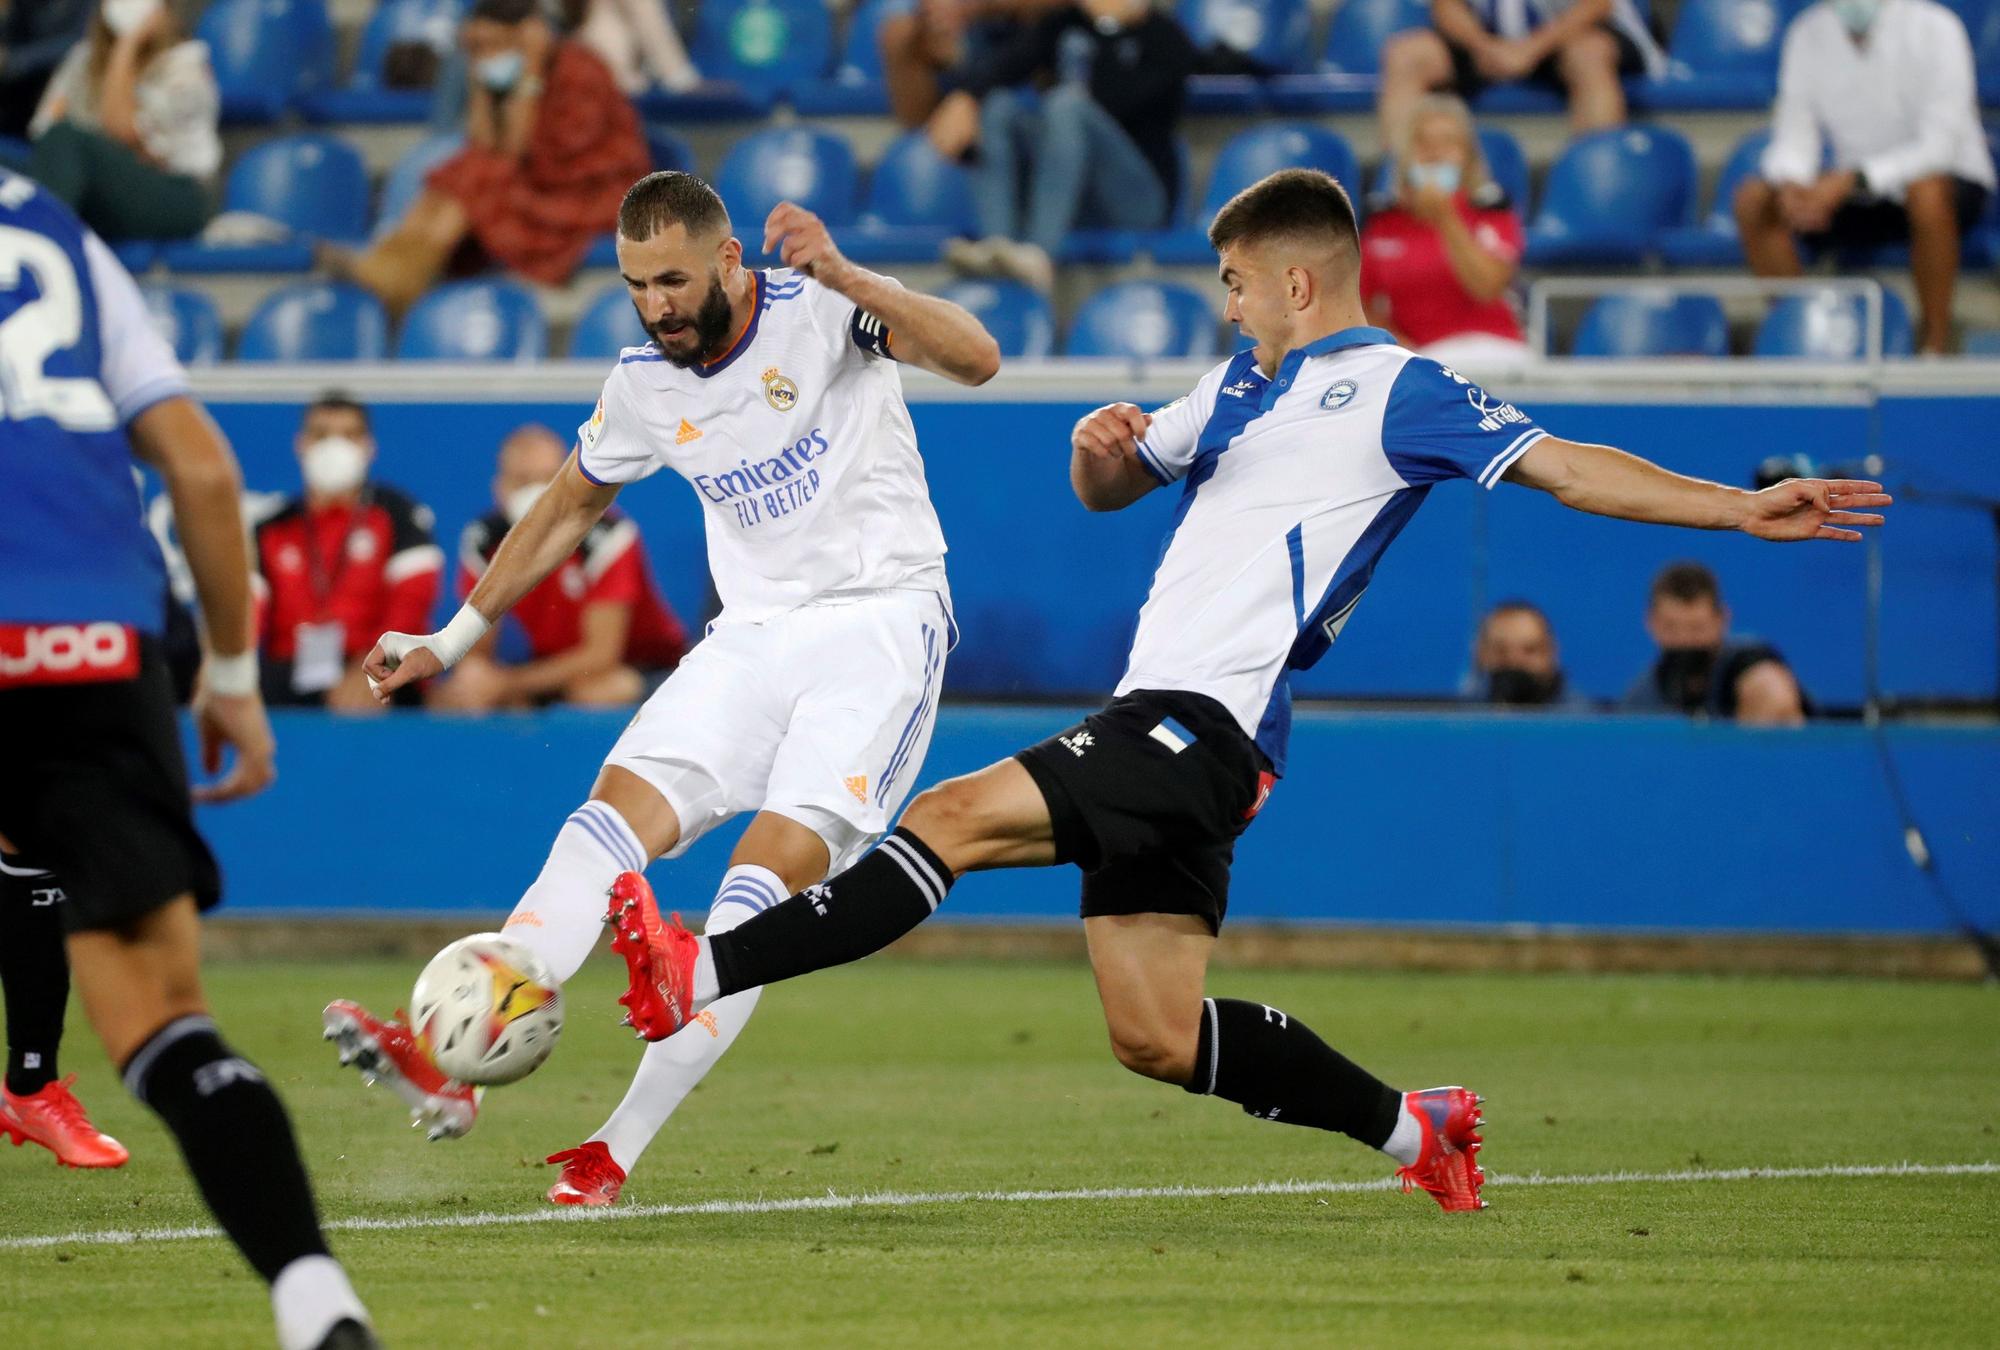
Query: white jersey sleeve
1133 359 1231 486
576 359 665 486
794 271 896 364
82 230 190 424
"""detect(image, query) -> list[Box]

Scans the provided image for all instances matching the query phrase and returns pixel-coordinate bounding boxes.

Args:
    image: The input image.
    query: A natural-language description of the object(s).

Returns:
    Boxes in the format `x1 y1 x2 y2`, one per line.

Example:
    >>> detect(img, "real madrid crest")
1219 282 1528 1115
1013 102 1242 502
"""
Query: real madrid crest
762 367 799 412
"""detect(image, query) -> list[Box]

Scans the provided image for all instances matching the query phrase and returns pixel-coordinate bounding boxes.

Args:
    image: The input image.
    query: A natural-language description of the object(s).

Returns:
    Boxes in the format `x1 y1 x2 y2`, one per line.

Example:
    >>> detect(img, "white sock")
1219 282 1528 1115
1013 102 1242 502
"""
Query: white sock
588 865 782 1173
503 800 649 984
1381 1096 1423 1166
271 1254 369 1350
692 936 720 1007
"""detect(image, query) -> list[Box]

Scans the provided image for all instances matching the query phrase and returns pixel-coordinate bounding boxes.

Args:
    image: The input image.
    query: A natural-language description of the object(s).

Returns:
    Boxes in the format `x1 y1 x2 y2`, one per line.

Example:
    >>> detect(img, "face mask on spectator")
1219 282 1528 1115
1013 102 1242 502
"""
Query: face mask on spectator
302 437 370 497
504 483 547 525
1406 162 1463 196
1486 668 1561 705
1655 646 1718 710
1829 0 1882 34
102 0 162 36
476 49 527 93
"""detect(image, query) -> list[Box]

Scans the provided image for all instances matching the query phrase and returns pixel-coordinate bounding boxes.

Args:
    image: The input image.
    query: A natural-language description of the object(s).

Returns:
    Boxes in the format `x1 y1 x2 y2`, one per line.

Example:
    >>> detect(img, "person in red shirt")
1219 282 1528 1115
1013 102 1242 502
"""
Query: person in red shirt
1359 94 1529 367
431 423 687 712
253 394 443 711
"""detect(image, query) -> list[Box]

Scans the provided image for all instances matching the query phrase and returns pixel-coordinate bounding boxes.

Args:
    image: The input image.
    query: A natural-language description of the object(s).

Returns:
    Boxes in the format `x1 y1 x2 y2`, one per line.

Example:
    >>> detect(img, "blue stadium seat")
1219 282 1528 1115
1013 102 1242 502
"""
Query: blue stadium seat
1525 126 1697 265
1067 280 1221 359
1268 0 1428 112
303 0 463 123
1753 289 1914 359
1571 292 1730 357
1179 0 1315 73
236 283 391 361
162 133 370 272
792 0 899 114
848 131 976 263
1368 127 1533 216
1657 129 1770 267
647 126 697 175
141 286 223 366
396 280 548 361
1155 124 1360 263
1644 0 1795 109
716 128 859 261
693 0 835 101
375 132 464 237
198 0 335 124
935 279 1056 359
568 283 649 360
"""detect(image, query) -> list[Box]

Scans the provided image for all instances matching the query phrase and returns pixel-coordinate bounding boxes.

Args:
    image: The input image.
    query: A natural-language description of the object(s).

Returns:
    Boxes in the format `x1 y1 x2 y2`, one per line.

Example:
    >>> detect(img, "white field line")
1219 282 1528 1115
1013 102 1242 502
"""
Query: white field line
3 1160 1994 1253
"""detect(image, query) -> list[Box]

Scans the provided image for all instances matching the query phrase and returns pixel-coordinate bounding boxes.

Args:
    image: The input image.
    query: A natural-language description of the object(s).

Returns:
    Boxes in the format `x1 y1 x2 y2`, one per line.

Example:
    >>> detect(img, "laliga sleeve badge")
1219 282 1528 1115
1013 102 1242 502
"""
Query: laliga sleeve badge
579 398 605 450
762 367 799 412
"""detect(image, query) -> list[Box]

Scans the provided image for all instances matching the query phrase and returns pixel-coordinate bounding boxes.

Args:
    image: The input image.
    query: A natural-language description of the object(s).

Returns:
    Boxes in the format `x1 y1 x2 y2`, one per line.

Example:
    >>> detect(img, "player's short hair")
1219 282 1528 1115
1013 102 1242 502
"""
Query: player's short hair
467 0 539 23
618 171 731 244
1480 599 1552 637
305 391 370 434
1206 168 1360 259
1649 561 1722 609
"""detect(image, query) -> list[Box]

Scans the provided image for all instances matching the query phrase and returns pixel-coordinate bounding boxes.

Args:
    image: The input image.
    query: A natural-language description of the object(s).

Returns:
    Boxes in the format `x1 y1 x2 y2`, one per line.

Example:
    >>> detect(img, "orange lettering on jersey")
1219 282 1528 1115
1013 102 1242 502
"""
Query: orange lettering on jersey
676 419 703 445
843 775 869 803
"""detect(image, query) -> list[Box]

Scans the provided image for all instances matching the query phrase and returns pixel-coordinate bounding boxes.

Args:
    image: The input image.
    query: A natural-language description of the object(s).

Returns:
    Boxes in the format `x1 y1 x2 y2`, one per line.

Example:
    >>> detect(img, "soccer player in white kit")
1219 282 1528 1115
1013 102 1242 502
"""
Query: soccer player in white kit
322 171 1000 1206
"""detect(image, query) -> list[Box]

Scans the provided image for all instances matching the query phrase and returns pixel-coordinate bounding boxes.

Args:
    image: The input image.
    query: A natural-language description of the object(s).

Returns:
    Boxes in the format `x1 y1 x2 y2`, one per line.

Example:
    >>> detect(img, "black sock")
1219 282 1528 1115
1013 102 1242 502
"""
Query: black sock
1 855 68 1096
122 1015 329 1282
711 828 953 997
1185 997 1403 1148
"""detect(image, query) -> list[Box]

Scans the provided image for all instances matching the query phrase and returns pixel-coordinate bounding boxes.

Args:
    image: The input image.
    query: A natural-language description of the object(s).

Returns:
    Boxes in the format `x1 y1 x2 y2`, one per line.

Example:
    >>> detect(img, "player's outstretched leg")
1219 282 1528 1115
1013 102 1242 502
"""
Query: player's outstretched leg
1086 913 1485 1213
72 897 376 1349
0 851 127 1168
325 780 673 1138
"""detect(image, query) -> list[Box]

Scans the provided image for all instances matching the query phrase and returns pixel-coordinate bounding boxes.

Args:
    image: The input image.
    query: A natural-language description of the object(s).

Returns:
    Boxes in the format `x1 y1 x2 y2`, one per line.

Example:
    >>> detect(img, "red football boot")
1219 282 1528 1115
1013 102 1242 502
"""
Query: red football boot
1 1076 129 1168
606 871 700 1041
1396 1085 1487 1213
546 1141 626 1206
321 999 478 1140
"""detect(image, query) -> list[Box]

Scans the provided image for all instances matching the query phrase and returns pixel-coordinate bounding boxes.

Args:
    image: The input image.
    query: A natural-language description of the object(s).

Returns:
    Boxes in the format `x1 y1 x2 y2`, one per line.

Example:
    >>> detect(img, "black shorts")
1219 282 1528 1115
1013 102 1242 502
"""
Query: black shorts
1446 24 1646 101
0 641 221 933
1802 177 1990 250
1014 690 1272 934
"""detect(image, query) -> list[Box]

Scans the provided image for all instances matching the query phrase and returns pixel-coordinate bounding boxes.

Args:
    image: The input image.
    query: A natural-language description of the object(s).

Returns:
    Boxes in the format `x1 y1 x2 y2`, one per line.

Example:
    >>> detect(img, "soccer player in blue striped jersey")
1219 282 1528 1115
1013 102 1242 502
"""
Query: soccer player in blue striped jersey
606 168 1892 1212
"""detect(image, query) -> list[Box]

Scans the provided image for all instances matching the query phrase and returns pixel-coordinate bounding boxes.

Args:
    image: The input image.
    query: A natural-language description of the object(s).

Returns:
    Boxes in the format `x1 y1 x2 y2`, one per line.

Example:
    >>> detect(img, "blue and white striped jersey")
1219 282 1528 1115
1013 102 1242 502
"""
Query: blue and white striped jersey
1119 326 1547 773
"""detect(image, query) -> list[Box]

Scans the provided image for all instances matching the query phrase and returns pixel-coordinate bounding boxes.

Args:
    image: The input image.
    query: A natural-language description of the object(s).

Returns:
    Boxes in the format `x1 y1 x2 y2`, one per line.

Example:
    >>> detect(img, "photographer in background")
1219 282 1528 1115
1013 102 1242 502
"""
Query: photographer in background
1467 600 1594 709
1622 562 1808 724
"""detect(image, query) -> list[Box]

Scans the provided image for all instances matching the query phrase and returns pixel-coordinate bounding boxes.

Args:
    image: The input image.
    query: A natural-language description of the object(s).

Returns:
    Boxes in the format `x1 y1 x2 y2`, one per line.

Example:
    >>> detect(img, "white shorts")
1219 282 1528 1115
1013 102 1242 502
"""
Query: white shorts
603 588 954 872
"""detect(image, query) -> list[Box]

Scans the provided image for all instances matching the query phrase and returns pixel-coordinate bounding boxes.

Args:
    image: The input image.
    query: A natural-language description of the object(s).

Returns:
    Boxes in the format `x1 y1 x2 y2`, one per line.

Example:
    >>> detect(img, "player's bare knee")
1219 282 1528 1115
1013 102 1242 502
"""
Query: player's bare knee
1734 176 1778 228
899 777 989 863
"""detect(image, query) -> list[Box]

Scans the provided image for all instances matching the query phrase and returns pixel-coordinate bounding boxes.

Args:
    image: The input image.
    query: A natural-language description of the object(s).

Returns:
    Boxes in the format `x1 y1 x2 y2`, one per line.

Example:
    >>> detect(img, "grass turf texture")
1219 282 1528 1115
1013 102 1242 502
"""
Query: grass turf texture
2 958 1996 1347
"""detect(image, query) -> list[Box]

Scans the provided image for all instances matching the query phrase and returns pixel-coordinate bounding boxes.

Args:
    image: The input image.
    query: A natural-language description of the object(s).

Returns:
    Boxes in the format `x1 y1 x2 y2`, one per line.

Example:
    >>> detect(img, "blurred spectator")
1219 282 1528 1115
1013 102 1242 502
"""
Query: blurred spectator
882 0 1067 132
1622 562 1806 725
941 0 1196 293
19 0 218 242
1378 0 1663 143
253 395 443 712
329 0 649 314
433 425 687 712
1468 600 1592 708
567 0 701 94
1734 0 1994 355
1360 94 1527 366
0 0 92 138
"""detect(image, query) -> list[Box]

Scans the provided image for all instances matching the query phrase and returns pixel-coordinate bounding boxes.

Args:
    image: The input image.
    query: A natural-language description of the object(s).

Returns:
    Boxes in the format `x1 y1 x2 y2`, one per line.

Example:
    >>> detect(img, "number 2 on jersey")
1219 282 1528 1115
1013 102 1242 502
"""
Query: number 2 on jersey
0 222 118 432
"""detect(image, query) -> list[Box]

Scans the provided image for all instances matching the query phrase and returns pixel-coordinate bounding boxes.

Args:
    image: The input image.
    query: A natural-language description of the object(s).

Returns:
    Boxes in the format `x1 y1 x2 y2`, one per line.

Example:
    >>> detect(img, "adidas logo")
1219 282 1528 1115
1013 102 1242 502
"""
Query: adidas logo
843 774 869 803
676 419 703 445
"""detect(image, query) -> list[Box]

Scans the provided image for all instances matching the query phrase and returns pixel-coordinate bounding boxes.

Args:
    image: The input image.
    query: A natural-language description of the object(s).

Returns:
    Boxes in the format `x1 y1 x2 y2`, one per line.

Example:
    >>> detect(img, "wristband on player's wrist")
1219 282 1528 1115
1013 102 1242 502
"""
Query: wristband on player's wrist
429 605 491 669
203 650 259 698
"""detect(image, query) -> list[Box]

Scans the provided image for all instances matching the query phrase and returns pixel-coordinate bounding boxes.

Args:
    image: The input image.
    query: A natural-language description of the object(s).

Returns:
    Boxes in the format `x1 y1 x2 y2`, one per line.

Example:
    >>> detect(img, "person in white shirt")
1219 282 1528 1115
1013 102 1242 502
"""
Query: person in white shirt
1735 0 1996 354
599 168 1892 1218
322 171 1000 1209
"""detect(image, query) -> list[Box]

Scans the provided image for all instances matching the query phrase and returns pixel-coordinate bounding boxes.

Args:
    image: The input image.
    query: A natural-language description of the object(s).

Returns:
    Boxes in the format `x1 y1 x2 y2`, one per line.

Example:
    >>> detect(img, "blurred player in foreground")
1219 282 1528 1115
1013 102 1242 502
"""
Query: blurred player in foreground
0 171 376 1347
607 169 1892 1214
325 171 999 1207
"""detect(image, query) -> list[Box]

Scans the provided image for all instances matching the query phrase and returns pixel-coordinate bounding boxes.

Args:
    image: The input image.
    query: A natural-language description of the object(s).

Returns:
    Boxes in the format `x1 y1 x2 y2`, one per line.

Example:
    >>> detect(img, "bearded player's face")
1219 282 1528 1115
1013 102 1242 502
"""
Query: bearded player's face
616 225 742 370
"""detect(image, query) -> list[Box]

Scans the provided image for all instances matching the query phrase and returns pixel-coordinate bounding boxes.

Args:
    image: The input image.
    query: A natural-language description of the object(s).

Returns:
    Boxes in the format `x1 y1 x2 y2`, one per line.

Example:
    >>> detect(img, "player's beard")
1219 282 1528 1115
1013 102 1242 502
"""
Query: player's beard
647 270 738 370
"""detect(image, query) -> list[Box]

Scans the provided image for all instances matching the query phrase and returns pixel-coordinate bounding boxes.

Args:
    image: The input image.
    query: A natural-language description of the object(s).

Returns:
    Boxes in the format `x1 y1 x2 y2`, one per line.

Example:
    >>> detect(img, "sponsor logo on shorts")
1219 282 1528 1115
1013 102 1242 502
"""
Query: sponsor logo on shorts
1058 731 1094 757
0 622 140 688
843 774 869 803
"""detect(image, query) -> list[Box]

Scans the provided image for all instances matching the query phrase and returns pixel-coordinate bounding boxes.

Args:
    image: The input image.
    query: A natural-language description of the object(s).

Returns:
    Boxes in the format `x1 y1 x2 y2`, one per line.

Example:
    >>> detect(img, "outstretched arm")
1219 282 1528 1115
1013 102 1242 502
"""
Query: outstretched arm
1503 437 1891 542
763 203 1002 386
1071 402 1163 512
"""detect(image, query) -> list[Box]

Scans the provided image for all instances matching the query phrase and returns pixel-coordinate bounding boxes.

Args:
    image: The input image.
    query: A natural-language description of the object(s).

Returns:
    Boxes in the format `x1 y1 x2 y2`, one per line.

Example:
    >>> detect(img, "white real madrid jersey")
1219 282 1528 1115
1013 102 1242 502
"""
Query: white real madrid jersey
1118 326 1548 774
576 268 948 625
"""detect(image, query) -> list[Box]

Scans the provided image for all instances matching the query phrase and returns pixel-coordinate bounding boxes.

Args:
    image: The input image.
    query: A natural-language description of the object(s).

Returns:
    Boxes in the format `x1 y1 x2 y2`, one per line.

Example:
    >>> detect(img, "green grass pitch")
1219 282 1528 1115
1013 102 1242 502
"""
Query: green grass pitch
2 956 1997 1347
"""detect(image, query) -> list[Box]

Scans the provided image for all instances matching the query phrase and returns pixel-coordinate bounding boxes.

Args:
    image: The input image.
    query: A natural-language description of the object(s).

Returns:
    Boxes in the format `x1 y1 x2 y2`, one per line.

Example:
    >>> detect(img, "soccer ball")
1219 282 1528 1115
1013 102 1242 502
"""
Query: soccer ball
410 933 564 1086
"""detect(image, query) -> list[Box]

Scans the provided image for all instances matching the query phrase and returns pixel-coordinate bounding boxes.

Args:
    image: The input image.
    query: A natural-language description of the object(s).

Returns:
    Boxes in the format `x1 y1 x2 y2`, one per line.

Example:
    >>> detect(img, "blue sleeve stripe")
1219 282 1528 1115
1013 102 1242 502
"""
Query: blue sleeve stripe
1477 428 1548 489
1135 443 1172 485
1285 523 1305 627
